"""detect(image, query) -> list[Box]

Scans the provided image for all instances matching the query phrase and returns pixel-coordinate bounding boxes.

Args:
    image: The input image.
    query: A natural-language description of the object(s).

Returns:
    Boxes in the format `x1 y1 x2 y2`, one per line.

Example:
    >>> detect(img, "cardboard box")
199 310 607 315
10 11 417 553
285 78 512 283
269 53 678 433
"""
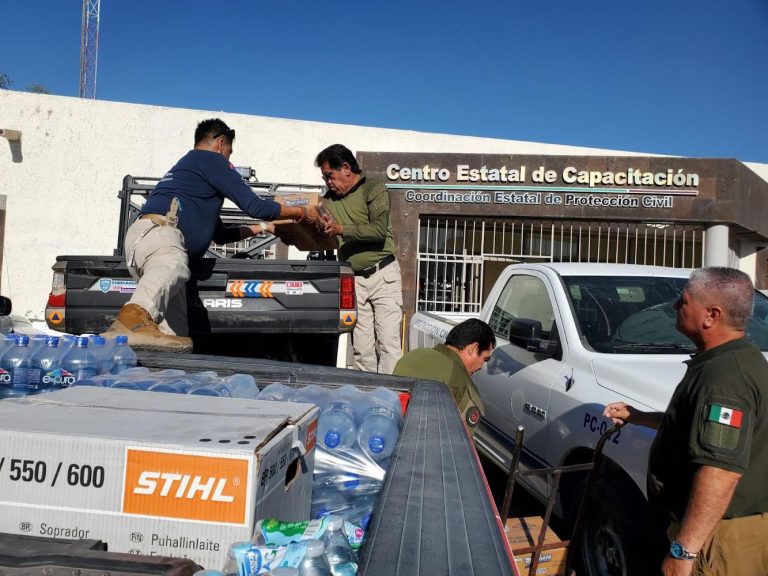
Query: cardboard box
273 192 339 251
0 388 318 569
506 516 568 576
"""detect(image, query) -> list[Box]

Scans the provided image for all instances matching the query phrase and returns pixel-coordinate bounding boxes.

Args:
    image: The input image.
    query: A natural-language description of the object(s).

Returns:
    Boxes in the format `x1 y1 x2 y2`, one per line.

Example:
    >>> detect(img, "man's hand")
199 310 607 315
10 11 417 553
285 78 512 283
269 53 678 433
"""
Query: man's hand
323 220 344 237
662 555 694 576
603 402 632 427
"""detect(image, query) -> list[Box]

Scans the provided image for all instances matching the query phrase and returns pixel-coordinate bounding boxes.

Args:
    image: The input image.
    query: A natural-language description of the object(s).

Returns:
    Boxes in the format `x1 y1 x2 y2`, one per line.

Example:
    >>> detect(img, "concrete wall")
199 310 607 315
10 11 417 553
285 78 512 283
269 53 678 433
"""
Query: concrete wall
1 90 766 319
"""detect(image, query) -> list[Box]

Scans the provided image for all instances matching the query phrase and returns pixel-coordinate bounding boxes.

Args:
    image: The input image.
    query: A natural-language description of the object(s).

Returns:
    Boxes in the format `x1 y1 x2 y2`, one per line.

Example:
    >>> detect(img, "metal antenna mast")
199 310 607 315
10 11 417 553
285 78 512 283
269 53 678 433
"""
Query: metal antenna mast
79 0 101 99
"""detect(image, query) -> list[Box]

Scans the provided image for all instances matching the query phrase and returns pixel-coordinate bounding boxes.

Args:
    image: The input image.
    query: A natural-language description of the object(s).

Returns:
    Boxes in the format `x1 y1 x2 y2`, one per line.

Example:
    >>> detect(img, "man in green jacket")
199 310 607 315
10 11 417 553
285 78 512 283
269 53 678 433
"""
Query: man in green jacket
393 319 495 429
316 144 403 374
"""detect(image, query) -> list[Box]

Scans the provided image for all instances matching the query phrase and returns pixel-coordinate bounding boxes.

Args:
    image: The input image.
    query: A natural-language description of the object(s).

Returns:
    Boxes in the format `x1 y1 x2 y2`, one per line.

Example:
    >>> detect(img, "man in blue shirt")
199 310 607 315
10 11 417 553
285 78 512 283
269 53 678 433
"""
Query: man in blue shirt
105 118 317 351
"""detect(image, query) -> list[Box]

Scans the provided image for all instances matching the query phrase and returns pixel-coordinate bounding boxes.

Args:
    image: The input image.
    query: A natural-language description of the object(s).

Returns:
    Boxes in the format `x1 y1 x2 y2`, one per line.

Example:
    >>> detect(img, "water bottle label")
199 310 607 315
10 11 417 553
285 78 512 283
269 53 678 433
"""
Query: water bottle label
327 402 352 412
234 542 308 575
258 517 328 546
9 368 33 387
39 369 76 389
0 368 11 388
368 406 395 419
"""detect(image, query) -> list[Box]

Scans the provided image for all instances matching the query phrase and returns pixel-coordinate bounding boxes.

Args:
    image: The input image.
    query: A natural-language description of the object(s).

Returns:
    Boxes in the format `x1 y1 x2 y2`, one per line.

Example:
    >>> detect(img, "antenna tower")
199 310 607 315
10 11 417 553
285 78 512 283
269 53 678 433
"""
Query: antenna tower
79 0 101 99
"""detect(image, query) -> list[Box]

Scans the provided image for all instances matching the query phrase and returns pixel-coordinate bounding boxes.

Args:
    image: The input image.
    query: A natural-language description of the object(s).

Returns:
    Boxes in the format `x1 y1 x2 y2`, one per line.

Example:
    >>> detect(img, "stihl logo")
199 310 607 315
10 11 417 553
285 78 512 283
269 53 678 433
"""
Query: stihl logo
123 449 249 524
133 472 235 502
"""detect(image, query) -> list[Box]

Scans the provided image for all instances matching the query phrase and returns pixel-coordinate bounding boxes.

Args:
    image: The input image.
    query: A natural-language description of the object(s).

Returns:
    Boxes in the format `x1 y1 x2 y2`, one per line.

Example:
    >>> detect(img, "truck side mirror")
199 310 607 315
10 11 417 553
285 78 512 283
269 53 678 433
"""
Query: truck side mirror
508 318 542 347
509 317 561 358
0 296 11 316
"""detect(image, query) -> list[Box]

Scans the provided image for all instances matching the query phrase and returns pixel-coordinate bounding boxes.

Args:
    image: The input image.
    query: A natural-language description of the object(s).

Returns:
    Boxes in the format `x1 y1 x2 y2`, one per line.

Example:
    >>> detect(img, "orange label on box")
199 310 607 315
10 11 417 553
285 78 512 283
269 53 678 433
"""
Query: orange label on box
305 418 318 453
122 449 250 524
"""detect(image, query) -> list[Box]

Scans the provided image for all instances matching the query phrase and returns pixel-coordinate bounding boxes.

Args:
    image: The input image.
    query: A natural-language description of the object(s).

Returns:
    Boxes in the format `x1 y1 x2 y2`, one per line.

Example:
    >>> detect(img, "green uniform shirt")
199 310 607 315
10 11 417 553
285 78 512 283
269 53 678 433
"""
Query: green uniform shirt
648 338 768 521
393 344 485 417
323 173 396 272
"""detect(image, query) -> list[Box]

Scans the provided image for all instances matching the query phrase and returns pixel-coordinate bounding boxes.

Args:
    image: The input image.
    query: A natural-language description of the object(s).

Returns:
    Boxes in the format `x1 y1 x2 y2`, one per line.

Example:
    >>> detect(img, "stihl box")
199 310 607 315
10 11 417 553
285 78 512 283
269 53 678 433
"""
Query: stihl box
0 387 318 569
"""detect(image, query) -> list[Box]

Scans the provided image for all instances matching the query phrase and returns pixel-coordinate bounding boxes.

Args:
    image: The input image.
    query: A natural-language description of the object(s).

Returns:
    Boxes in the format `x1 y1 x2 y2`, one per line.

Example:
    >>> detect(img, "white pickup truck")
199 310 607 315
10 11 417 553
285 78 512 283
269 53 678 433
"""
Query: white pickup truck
409 262 768 576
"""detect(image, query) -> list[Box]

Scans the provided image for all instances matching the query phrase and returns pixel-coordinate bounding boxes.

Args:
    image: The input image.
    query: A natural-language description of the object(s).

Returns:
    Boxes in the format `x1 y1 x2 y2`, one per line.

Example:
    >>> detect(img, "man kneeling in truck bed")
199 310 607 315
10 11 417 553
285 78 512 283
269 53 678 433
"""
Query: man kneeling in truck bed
104 118 318 352
394 318 495 430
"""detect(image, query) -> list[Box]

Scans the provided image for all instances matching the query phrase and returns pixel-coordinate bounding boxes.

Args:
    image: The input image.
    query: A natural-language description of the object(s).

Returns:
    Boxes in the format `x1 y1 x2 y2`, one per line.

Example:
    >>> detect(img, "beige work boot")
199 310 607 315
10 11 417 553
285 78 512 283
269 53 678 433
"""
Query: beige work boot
103 303 193 353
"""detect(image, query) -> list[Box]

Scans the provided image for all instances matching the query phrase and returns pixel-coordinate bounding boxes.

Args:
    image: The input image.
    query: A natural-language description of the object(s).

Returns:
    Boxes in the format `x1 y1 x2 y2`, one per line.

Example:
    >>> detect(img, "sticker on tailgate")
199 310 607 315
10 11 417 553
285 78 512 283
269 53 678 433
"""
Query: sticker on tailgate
89 279 137 293
226 280 318 298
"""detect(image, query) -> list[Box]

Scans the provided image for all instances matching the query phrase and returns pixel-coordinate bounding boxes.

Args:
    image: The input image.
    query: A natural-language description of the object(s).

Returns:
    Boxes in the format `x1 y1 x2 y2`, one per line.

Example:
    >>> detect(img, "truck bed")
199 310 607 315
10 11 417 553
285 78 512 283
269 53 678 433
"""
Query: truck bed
135 352 517 576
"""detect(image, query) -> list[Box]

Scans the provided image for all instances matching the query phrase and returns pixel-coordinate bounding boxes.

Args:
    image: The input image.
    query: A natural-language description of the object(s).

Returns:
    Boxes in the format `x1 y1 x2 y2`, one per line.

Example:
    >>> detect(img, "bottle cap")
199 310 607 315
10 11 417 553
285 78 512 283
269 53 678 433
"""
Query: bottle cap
369 435 385 453
16 335 29 346
324 430 341 449
327 515 344 530
75 336 89 347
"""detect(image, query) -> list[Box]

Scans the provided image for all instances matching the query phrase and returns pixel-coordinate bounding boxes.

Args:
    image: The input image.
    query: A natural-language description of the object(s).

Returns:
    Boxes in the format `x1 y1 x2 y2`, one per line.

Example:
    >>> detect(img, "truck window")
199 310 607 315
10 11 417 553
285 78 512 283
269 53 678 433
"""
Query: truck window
489 275 555 339
562 275 768 354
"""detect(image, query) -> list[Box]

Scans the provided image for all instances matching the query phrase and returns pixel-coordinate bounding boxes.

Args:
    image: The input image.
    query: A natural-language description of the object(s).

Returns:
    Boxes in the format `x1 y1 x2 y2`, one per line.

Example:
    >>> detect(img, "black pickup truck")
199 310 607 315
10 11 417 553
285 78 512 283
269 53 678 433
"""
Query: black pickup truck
45 176 356 366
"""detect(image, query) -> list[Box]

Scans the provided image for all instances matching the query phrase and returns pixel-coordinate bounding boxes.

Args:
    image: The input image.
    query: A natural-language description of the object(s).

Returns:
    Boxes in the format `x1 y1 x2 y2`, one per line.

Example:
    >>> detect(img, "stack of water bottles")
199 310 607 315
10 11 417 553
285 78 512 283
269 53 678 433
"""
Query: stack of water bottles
0 332 139 400
220 515 361 576
257 383 403 533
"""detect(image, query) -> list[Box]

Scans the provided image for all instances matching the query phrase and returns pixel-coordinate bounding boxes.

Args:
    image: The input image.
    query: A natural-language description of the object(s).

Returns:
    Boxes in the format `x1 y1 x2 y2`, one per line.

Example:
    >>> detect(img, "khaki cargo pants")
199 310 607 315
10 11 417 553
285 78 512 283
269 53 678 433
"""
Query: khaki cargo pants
668 514 768 575
124 216 190 336
353 260 403 374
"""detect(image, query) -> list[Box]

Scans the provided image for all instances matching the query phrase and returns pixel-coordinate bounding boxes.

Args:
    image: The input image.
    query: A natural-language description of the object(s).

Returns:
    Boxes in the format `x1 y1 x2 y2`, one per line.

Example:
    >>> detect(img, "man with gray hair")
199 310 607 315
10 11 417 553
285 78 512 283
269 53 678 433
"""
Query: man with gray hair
604 267 768 575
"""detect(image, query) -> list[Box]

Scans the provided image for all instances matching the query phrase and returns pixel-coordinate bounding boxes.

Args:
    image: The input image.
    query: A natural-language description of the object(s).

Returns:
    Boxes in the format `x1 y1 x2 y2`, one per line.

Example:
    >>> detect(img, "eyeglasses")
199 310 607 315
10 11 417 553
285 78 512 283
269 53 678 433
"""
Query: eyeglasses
213 128 235 141
321 168 338 181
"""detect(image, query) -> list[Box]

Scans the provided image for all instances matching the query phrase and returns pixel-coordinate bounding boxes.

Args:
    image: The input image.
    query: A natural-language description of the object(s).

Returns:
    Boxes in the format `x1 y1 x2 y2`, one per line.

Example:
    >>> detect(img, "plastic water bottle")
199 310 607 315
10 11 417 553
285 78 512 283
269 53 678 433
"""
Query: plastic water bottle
29 334 49 355
188 381 232 397
148 379 191 394
369 388 403 417
317 402 357 449
0 335 33 398
116 366 149 376
185 371 216 385
293 385 332 407
356 405 401 462
110 335 138 374
267 568 300 576
321 515 357 575
0 333 18 359
89 335 114 374
218 373 259 399
298 540 332 576
58 334 77 352
259 383 297 401
60 337 99 383
222 541 252 576
29 336 62 394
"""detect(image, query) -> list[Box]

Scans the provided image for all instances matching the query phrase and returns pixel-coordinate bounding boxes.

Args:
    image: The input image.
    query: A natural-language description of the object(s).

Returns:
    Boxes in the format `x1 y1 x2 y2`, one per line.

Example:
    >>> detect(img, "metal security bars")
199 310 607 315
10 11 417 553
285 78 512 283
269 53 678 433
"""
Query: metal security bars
416 218 705 312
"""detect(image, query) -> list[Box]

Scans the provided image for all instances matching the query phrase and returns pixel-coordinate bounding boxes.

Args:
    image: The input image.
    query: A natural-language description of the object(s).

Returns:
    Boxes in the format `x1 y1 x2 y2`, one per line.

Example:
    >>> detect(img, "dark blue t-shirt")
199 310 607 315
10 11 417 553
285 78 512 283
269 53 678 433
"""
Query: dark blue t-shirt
141 150 281 258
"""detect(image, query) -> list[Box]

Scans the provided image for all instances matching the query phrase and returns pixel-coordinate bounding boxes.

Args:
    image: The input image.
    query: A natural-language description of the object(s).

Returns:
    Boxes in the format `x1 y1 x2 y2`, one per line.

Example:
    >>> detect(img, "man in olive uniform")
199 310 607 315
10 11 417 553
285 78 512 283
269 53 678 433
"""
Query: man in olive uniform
316 144 403 374
394 319 495 430
604 267 768 576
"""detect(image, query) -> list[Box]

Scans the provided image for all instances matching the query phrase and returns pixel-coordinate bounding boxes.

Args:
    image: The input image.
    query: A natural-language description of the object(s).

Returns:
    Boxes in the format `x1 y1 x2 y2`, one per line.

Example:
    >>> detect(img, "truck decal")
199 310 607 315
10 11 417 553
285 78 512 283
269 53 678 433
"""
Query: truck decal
226 281 319 298
583 411 621 444
89 279 137 293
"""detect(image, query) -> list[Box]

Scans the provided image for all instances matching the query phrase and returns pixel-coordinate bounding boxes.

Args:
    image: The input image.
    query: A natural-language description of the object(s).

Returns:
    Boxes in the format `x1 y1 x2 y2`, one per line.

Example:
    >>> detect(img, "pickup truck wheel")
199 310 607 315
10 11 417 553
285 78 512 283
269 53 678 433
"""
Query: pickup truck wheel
567 474 657 576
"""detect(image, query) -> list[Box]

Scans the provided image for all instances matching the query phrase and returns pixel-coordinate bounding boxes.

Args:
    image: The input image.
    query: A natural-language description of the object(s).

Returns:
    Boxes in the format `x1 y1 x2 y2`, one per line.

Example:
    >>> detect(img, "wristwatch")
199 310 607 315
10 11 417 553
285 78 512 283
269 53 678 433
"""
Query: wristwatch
669 540 697 560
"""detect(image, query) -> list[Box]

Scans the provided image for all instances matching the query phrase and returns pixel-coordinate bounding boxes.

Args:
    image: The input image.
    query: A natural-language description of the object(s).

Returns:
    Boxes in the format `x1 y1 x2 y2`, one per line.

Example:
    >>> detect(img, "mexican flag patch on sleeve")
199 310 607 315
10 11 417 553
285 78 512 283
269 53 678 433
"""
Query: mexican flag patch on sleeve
708 404 743 428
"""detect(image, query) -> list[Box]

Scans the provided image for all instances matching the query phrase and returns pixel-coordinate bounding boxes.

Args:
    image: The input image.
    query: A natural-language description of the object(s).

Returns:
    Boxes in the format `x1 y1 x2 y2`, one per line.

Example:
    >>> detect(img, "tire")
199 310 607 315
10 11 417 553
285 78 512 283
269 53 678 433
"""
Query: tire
566 472 661 576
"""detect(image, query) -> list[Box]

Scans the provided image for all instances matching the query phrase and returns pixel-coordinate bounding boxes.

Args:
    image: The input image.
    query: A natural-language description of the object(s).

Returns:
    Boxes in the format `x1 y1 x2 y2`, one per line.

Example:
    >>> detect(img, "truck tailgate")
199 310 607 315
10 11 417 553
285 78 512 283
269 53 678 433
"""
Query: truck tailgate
50 256 352 335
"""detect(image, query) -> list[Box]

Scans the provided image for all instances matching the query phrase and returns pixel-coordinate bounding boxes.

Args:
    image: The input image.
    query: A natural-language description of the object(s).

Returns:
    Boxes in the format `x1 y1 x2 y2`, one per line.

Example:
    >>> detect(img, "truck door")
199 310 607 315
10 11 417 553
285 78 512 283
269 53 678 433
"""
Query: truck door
474 272 564 465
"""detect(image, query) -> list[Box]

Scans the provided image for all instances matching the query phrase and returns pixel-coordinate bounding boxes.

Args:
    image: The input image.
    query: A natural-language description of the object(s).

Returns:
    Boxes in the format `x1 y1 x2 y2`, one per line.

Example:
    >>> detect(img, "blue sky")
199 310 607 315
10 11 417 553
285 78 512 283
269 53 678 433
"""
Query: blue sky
2 1 767 162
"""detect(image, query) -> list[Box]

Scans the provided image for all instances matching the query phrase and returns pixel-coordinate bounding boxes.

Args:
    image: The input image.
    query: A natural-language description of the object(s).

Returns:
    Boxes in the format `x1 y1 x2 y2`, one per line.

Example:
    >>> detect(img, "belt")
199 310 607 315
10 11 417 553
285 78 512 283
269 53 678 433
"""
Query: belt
139 197 180 228
355 254 396 279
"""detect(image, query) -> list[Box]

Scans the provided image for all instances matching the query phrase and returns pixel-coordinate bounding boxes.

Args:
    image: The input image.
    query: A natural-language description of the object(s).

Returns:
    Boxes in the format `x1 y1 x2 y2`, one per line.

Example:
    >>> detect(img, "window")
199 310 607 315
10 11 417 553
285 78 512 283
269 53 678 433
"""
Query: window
488 275 555 339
